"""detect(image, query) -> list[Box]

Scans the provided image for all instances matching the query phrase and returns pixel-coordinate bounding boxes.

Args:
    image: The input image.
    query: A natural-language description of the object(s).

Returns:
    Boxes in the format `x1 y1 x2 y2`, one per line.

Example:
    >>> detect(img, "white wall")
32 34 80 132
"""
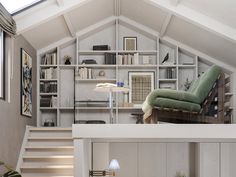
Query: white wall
0 35 37 168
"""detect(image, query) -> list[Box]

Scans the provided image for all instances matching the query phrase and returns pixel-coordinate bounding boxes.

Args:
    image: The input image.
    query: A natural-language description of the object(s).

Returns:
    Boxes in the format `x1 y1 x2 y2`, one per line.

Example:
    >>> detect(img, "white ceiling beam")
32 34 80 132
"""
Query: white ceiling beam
14 0 92 34
77 16 117 39
55 0 76 38
114 0 121 16
119 16 159 38
160 13 172 37
172 0 181 6
56 0 64 6
146 0 236 44
63 14 76 37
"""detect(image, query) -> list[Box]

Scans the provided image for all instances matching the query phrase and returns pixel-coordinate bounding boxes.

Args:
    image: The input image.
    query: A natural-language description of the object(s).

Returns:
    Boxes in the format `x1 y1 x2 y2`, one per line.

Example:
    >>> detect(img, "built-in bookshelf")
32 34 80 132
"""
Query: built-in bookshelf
37 18 234 127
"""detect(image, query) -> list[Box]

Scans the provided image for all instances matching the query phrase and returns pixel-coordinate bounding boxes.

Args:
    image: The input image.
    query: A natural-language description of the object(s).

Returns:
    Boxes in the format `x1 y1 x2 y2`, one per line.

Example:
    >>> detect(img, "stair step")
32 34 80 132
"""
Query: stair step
28 137 72 140
23 155 73 159
21 173 74 177
29 128 72 131
21 164 73 169
22 175 73 177
25 146 73 150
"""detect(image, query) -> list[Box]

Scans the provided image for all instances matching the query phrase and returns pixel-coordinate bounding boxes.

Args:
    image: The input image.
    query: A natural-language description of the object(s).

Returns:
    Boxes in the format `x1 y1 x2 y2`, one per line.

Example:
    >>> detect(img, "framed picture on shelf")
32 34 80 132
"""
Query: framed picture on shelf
128 71 155 106
123 37 137 50
21 48 32 117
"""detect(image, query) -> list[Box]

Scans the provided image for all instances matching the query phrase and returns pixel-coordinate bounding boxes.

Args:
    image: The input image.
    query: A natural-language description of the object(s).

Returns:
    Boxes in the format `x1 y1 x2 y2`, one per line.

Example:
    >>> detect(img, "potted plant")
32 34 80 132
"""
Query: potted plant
0 161 21 177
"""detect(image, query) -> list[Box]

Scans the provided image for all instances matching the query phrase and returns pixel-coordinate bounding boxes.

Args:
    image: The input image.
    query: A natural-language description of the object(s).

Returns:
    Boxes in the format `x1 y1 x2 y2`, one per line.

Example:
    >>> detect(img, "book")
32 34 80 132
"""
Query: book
105 53 116 64
117 55 123 65
133 53 139 65
142 56 150 65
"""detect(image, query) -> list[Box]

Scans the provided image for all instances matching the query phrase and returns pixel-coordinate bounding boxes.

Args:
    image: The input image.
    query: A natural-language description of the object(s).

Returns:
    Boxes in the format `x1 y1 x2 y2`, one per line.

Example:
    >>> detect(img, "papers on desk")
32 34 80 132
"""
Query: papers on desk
96 83 117 88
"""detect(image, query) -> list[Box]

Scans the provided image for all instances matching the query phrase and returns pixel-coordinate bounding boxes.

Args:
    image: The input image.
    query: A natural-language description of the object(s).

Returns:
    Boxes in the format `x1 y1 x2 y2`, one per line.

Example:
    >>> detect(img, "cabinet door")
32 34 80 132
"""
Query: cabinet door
93 143 110 170
197 143 219 177
138 143 166 177
167 143 195 177
110 143 138 177
221 143 236 177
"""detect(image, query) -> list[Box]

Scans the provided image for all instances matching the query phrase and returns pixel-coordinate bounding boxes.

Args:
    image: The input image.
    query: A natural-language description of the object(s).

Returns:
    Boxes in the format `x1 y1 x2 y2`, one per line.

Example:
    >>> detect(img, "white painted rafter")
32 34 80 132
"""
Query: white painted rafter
38 15 159 54
63 14 76 37
56 0 64 6
145 0 236 44
160 13 172 37
172 0 181 6
14 0 92 34
55 0 76 37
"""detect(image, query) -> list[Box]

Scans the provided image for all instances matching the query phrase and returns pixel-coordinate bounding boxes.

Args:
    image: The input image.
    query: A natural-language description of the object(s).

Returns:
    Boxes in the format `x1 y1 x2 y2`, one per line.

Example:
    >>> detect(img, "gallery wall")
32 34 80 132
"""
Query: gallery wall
0 35 37 168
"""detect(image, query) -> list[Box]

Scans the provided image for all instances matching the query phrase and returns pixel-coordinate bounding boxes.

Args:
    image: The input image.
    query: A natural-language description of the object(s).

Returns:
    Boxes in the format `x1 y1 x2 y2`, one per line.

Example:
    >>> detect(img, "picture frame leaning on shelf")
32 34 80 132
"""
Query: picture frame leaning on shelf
123 37 137 50
128 71 155 107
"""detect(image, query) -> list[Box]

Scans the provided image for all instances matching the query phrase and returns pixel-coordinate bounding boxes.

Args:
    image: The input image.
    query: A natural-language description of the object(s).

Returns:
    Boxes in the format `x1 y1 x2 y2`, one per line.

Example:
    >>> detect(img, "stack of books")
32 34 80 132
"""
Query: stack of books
40 68 57 79
166 68 176 79
105 53 116 64
117 53 139 65
40 96 57 107
41 52 57 65
40 82 57 93
78 67 94 79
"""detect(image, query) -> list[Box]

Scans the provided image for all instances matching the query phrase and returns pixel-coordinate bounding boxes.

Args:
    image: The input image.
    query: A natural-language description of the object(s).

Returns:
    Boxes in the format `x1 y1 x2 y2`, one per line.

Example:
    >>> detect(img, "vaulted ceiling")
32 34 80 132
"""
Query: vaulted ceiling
13 0 236 68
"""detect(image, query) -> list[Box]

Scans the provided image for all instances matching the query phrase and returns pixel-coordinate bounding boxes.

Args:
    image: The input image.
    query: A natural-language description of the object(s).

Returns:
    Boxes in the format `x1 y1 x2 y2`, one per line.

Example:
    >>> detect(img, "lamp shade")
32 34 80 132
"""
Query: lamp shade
109 159 120 170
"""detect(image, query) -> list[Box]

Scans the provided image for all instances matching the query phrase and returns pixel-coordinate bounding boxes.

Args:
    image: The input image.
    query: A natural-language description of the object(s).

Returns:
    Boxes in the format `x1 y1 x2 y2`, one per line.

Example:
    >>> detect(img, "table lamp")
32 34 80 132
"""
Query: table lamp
89 159 120 176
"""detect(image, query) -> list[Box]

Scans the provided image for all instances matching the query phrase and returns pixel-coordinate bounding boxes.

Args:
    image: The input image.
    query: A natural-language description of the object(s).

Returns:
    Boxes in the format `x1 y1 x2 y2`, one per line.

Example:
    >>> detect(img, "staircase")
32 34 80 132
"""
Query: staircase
17 126 74 177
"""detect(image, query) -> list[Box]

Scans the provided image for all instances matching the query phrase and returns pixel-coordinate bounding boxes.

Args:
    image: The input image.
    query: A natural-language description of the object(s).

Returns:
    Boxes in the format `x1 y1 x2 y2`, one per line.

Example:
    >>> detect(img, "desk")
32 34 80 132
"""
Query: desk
94 86 129 123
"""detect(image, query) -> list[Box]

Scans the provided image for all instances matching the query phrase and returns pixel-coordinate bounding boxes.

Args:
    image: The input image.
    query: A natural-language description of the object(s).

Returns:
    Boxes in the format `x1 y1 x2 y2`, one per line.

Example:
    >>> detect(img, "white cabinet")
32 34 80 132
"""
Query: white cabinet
221 143 236 177
197 143 220 177
93 142 196 177
166 143 195 177
110 143 138 177
138 143 166 177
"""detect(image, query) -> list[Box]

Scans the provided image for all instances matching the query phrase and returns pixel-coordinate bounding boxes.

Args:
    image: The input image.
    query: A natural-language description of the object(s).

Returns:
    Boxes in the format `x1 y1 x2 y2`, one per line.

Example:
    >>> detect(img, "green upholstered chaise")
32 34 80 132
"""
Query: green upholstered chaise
142 65 231 124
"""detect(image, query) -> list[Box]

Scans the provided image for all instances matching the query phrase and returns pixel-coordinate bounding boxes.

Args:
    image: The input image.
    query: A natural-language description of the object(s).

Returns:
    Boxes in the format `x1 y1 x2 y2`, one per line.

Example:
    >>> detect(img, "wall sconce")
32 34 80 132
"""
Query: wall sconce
90 159 120 176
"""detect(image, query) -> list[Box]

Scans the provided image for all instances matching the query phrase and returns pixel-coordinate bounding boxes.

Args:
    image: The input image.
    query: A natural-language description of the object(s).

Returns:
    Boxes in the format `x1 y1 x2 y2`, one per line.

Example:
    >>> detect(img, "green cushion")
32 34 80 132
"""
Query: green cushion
190 65 221 103
151 98 201 112
146 89 200 104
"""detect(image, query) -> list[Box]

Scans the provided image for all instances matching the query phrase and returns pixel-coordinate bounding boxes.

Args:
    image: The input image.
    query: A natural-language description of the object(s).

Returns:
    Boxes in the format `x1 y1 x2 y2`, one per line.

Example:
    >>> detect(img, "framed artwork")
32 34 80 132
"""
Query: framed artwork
123 37 137 50
21 48 32 117
128 71 155 106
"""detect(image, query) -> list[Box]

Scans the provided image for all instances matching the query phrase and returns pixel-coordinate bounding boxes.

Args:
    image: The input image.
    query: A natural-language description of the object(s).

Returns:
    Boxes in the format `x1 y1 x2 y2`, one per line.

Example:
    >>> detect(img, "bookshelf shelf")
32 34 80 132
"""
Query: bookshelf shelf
159 79 177 82
118 107 142 110
59 107 74 110
117 50 158 55
59 65 77 69
75 79 116 82
178 65 196 68
77 64 116 68
40 93 58 96
159 65 177 68
117 65 157 68
39 79 58 81
78 50 116 55
40 107 57 110
40 65 57 68
75 107 111 110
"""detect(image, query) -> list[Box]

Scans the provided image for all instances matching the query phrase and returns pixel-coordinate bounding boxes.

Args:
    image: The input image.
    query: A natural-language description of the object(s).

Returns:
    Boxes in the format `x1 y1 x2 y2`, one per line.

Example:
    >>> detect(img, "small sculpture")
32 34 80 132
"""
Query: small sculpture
184 78 192 91
98 70 105 77
161 53 169 64
63 55 71 65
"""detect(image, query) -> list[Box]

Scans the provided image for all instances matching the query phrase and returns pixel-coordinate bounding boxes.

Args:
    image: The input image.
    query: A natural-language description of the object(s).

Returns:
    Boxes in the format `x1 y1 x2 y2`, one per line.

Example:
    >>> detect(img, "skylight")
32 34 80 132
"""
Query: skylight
1 0 44 14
